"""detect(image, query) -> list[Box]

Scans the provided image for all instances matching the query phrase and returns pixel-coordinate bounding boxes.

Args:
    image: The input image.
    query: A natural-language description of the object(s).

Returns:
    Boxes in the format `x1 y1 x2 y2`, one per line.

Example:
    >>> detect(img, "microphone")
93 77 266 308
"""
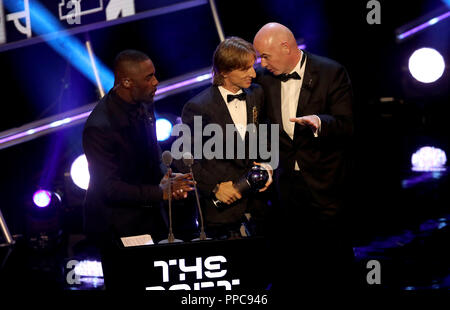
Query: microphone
159 151 182 244
182 151 194 168
162 150 173 167
183 152 209 241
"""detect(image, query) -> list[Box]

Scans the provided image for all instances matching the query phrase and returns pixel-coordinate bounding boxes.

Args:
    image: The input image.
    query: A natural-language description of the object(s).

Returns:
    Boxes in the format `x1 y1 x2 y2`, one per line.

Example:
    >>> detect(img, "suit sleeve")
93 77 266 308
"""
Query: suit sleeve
83 126 163 206
253 84 274 164
317 65 354 138
181 101 218 195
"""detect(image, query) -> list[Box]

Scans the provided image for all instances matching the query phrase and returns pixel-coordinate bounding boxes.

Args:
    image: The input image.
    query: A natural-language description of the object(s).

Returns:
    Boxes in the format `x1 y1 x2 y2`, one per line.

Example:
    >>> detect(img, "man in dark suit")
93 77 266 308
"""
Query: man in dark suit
180 37 272 239
253 23 355 289
83 50 194 250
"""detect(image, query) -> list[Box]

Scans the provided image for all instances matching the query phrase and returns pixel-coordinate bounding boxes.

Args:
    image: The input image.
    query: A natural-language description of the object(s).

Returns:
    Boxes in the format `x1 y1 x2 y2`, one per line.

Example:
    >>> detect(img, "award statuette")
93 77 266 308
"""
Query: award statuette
212 165 269 209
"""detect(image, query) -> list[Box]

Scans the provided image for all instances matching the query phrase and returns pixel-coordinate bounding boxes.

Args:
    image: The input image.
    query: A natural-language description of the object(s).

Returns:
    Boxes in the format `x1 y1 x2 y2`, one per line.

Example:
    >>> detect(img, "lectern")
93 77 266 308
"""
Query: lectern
101 237 270 291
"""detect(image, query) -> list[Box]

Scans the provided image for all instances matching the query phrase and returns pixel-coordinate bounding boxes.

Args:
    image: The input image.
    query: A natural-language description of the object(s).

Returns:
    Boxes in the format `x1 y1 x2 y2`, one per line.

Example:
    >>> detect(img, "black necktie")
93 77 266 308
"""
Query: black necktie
227 92 246 102
278 71 301 82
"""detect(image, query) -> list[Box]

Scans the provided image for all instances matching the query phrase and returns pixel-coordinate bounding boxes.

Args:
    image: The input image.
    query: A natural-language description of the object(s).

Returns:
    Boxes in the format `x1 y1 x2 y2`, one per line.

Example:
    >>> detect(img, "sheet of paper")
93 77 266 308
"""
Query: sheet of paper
120 234 154 247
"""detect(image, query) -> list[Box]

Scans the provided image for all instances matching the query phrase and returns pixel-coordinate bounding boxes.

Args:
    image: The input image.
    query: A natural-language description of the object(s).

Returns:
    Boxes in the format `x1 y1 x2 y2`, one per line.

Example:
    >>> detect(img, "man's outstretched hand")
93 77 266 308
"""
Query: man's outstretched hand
289 115 320 136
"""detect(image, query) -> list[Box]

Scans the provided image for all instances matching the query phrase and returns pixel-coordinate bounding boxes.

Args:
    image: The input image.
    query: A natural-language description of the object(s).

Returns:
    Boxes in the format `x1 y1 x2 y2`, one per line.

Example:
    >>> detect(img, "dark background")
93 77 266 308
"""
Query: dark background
0 0 449 246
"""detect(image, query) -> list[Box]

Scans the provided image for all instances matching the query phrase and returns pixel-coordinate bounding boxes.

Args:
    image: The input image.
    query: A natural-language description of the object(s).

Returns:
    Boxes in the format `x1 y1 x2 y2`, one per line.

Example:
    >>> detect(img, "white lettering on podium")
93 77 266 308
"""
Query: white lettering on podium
146 255 240 290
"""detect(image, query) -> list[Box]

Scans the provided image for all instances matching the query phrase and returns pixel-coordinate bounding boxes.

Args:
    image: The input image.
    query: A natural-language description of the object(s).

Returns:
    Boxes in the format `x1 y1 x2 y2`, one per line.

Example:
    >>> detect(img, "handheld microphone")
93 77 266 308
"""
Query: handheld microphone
159 151 182 244
183 152 209 241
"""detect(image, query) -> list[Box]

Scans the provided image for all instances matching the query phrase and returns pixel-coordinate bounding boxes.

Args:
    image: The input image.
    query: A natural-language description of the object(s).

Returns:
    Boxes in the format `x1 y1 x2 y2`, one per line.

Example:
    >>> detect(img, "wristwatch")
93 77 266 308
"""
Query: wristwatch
212 184 220 195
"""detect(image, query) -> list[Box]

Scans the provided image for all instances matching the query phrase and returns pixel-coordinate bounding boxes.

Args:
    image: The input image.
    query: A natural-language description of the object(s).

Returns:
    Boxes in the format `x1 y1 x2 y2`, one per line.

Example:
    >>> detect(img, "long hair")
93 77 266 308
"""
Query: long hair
212 37 256 86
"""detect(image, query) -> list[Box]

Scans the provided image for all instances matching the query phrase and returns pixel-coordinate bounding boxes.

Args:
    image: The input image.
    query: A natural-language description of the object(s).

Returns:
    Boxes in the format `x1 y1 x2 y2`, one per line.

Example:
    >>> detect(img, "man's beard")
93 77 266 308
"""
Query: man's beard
133 91 154 104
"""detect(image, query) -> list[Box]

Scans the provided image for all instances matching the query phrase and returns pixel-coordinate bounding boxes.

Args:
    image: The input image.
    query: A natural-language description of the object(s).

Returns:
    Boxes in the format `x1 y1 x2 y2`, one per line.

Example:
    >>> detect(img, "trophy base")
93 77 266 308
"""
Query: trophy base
158 238 183 244
191 237 212 241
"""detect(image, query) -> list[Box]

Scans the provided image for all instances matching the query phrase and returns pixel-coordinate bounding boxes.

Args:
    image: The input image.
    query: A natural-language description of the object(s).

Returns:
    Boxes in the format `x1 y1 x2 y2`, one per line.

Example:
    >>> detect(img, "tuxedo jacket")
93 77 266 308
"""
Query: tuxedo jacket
82 90 167 243
180 84 265 226
256 51 354 207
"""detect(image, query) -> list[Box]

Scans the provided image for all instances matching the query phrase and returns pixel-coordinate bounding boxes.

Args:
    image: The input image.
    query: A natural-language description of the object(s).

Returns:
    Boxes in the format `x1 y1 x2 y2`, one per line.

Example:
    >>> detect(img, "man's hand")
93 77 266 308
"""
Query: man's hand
215 181 242 205
160 171 194 200
289 115 321 136
253 162 273 192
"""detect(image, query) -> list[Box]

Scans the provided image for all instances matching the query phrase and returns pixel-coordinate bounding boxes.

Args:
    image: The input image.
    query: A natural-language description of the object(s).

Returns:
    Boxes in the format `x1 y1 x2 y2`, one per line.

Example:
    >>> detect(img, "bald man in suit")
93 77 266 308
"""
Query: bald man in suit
254 23 356 290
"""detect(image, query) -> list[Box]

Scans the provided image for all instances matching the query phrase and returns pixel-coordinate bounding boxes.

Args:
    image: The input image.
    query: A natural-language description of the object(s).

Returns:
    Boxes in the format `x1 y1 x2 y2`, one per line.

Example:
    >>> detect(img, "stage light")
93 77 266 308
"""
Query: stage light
396 10 450 41
74 260 104 277
70 154 90 190
156 118 173 141
33 189 52 208
29 189 63 250
32 189 62 208
3 0 114 91
411 146 447 172
408 48 445 83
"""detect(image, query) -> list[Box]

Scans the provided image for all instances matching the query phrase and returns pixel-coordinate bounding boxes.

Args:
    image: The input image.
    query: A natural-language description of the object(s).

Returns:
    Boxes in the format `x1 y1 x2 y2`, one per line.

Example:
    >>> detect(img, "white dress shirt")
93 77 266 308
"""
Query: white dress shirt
218 86 247 140
281 52 306 140
281 51 321 170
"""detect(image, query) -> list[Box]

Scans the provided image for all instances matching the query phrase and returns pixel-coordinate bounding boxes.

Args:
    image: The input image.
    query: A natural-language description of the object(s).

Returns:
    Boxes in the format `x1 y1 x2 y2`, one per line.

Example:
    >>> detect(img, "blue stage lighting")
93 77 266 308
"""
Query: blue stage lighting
4 0 114 91
32 189 61 208
156 118 173 141
33 189 52 208
411 146 447 172
70 154 90 190
408 48 445 83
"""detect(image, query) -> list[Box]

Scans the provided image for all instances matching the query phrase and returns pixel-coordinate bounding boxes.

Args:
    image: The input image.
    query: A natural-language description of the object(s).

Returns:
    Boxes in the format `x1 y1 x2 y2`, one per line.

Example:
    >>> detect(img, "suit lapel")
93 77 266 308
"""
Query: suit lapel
243 88 258 167
296 52 316 116
294 51 318 138
212 86 234 130
271 79 283 127
244 88 255 126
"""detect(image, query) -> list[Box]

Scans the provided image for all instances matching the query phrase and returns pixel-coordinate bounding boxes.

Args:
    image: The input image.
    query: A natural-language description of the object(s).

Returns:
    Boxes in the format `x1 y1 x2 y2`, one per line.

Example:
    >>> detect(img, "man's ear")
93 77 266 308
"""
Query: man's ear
122 78 131 88
280 41 290 54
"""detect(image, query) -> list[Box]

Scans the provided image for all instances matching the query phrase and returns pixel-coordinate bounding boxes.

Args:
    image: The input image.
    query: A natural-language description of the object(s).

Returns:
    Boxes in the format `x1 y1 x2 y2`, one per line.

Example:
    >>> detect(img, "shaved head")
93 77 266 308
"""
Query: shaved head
253 23 301 75
254 22 297 50
112 49 159 104
114 49 150 84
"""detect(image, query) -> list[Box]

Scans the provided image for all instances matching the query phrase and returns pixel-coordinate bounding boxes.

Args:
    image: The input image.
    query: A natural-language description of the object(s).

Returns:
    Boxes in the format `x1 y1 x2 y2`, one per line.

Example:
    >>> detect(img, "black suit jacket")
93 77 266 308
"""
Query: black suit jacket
256 51 354 207
82 89 167 242
180 84 265 226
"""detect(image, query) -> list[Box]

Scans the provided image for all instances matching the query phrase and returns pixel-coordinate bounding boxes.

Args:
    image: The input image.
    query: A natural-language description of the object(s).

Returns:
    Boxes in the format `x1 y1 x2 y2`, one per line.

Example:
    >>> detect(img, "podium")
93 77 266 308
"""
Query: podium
101 237 270 291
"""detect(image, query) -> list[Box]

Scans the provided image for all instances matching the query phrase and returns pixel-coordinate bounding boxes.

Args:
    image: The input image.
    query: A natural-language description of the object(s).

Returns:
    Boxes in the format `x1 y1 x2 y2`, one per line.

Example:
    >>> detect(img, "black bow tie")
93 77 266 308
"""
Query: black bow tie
278 71 301 82
227 92 246 102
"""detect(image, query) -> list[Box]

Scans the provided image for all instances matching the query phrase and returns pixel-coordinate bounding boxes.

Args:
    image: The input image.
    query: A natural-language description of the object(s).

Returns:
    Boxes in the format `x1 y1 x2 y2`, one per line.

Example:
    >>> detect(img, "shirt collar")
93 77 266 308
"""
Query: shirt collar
109 89 146 127
218 86 244 105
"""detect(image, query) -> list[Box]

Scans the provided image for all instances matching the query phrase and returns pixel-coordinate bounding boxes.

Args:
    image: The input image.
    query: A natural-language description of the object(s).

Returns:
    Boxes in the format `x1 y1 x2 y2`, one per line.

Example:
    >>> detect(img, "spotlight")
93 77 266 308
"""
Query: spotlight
70 154 90 190
156 118 173 141
32 189 61 208
74 260 104 277
408 48 445 83
411 146 447 172
28 189 64 249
